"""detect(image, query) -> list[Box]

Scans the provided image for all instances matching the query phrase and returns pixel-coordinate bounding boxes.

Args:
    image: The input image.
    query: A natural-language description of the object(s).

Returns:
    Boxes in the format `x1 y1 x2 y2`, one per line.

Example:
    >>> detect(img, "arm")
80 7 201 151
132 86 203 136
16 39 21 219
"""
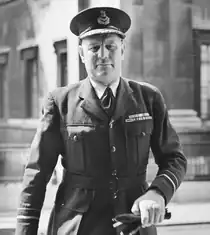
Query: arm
131 88 187 227
15 92 64 235
149 89 187 204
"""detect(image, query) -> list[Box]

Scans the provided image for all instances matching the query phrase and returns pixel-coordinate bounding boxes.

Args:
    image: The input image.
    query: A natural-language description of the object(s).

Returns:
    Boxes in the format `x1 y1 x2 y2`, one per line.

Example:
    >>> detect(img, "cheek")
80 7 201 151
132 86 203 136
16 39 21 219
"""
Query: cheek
112 53 121 65
84 55 97 71
87 54 97 68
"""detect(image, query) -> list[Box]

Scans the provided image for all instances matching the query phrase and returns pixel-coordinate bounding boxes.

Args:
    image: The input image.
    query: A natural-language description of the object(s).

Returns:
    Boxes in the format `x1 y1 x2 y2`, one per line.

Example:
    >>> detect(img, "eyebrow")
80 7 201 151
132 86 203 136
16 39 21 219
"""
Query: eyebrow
81 35 123 46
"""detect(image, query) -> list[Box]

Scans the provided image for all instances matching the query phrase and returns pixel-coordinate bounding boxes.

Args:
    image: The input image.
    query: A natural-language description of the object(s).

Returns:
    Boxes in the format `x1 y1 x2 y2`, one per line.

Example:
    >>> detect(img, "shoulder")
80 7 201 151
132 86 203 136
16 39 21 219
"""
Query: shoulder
123 77 161 97
48 81 83 102
41 81 83 111
52 81 82 97
123 78 166 112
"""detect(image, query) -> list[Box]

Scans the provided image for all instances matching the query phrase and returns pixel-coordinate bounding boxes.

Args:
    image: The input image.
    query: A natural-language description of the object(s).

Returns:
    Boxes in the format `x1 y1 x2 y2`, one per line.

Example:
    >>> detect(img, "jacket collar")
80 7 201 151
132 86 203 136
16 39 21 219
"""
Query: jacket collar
79 77 135 121
79 78 108 121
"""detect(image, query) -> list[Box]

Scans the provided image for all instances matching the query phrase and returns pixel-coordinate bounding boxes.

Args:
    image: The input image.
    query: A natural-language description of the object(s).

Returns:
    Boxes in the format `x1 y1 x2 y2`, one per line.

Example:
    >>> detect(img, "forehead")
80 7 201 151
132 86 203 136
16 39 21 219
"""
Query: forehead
81 33 122 45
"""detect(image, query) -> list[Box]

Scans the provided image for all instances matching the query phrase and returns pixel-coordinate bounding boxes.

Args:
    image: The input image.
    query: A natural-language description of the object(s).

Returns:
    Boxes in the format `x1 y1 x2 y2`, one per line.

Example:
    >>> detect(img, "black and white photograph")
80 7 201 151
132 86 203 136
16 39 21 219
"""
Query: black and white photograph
0 0 210 234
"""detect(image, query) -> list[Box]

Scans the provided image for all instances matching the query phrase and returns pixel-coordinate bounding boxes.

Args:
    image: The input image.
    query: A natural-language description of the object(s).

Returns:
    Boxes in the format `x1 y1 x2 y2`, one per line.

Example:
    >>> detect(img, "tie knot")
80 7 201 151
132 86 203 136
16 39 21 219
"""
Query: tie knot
100 87 115 118
101 87 114 102
104 86 113 96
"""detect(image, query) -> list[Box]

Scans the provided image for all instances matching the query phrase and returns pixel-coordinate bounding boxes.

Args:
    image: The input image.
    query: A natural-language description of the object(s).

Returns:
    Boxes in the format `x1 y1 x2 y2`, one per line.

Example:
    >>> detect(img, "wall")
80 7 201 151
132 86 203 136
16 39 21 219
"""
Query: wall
0 0 35 118
192 0 210 29
121 0 194 109
0 0 79 120
0 0 79 187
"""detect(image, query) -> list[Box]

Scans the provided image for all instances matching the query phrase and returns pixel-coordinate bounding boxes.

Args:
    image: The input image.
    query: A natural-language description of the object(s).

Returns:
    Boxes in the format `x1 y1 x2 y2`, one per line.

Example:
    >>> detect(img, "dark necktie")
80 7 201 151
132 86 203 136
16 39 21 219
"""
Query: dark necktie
100 87 115 118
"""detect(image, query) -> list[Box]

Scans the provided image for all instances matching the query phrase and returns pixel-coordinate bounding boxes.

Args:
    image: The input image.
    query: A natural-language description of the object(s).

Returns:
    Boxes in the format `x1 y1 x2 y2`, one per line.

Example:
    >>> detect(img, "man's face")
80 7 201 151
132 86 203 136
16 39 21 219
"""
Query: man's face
79 33 125 86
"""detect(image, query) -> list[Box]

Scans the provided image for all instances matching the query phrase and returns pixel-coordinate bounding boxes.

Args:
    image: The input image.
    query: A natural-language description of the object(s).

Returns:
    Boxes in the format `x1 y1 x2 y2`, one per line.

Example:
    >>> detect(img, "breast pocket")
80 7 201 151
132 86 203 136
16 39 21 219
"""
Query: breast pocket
64 124 95 172
125 120 153 166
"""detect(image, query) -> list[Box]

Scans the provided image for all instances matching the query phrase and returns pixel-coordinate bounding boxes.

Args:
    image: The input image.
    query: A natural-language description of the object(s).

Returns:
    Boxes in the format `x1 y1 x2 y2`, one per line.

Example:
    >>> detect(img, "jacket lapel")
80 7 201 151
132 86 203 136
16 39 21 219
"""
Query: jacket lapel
113 77 137 121
79 78 108 121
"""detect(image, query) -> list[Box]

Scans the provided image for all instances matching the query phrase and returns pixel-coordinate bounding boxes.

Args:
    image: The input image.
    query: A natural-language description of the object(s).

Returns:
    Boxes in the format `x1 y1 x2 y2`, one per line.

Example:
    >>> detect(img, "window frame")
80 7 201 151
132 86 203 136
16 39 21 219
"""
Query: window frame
53 39 68 87
19 43 39 118
0 47 10 120
193 29 210 119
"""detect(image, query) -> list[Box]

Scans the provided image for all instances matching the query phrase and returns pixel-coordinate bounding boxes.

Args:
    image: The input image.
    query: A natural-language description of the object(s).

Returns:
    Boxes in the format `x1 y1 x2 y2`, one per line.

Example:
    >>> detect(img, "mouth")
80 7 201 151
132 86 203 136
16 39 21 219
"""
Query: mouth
96 64 112 67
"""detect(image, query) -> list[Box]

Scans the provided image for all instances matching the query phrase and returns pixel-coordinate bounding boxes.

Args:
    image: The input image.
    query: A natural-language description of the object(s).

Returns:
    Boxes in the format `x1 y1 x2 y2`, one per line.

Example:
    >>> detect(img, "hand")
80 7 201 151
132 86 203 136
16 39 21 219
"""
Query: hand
131 189 165 228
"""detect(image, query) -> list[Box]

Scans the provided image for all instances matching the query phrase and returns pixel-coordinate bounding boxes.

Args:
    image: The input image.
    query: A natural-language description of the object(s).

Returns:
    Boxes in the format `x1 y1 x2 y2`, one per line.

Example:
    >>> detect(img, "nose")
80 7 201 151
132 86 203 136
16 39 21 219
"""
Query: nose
98 44 109 58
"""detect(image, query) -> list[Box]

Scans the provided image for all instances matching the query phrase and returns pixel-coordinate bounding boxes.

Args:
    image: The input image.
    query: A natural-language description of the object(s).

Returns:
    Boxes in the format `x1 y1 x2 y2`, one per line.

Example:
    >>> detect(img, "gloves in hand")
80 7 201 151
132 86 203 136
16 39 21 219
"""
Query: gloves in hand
113 208 171 235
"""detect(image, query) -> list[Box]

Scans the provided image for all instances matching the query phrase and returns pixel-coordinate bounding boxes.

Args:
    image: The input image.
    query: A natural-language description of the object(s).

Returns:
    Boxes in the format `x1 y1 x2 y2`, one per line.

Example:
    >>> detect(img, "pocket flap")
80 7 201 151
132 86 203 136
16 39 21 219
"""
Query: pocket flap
125 120 153 136
65 124 96 140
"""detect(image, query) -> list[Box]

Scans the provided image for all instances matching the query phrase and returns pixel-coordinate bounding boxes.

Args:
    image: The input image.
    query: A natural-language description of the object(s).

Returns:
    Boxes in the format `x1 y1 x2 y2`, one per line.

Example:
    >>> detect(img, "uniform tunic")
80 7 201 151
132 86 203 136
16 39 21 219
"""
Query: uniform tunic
15 77 187 235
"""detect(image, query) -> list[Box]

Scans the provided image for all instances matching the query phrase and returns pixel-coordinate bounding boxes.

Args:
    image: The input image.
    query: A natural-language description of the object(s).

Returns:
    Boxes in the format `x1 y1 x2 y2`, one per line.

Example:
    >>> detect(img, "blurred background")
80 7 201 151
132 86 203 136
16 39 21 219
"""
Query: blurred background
0 0 210 234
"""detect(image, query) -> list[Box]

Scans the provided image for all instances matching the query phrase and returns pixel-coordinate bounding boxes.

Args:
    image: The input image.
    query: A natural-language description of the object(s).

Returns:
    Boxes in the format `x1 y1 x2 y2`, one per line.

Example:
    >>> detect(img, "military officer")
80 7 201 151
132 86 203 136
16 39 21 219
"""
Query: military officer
15 6 187 235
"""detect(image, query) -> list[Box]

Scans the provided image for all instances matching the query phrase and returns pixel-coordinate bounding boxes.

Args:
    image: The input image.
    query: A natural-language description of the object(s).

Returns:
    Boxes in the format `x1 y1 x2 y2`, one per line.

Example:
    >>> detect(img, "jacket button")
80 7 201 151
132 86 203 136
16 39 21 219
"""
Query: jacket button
113 193 118 199
112 170 117 176
111 146 116 153
142 132 146 136
109 181 113 190
73 135 78 141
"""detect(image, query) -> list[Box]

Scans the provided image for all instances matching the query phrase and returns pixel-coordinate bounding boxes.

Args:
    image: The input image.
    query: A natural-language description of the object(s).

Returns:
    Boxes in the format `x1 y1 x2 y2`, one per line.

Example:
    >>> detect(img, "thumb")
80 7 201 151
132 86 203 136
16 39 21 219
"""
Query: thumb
131 202 140 215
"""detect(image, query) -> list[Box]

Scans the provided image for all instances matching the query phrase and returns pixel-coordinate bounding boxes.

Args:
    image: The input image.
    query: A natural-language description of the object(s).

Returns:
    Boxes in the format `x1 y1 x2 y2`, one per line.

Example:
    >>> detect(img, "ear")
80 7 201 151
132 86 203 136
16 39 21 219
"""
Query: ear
121 40 126 60
79 45 85 63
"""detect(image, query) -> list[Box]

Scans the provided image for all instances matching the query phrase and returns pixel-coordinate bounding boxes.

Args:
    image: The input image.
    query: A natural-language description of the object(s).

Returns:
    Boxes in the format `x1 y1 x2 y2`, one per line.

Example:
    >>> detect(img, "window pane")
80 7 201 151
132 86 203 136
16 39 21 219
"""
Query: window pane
25 59 39 118
200 44 210 119
60 53 67 86
0 64 5 118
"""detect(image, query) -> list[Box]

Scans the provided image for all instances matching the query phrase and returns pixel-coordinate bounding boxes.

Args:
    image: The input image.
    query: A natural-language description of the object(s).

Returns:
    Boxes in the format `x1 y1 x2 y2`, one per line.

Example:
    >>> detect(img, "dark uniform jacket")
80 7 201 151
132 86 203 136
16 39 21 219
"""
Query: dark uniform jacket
15 77 187 235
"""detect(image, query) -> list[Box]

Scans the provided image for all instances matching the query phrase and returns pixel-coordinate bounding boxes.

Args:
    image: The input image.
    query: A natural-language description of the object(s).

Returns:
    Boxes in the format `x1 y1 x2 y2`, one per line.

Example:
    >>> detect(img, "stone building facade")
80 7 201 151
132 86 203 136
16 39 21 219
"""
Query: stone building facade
0 0 210 209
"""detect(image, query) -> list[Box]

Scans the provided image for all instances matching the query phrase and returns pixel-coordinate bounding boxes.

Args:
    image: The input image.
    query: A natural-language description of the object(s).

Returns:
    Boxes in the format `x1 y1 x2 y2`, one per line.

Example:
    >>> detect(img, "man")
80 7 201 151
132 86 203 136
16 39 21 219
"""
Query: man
15 6 187 235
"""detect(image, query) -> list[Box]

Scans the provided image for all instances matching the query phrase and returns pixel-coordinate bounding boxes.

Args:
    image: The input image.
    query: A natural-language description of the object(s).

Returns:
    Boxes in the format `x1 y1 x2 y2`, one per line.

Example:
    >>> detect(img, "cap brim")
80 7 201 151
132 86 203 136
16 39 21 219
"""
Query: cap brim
79 28 125 39
70 7 131 38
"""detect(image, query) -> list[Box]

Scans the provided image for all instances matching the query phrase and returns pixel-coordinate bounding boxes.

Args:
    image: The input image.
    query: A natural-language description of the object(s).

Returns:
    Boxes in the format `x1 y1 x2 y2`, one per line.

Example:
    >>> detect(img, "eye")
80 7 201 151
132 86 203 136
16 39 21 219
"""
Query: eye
89 45 100 52
106 44 116 51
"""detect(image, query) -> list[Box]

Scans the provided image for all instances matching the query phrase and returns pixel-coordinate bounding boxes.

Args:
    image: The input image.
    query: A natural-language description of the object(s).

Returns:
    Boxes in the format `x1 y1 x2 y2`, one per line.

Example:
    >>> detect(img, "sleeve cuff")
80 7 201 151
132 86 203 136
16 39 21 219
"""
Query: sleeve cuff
147 174 175 205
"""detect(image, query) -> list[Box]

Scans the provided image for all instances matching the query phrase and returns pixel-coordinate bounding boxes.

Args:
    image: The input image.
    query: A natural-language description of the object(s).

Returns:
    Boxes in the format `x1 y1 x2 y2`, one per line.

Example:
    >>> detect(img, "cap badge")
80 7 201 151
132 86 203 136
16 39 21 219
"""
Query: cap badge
97 10 110 25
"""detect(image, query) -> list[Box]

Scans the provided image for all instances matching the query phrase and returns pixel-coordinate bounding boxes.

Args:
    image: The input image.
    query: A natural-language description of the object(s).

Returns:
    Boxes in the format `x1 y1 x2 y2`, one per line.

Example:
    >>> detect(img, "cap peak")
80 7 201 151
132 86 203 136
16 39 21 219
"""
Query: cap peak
70 6 131 39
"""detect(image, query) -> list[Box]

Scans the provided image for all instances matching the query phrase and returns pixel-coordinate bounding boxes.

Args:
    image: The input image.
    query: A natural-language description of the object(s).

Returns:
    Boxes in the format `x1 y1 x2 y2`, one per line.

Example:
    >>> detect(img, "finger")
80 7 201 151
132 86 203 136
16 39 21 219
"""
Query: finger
131 203 140 215
140 205 149 228
147 205 154 226
152 204 161 224
158 211 165 223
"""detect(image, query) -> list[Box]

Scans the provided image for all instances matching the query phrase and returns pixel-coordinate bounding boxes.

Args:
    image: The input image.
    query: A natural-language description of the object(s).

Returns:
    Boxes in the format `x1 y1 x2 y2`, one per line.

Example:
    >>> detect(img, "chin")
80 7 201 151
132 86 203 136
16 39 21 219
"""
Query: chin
94 75 111 84
96 71 110 79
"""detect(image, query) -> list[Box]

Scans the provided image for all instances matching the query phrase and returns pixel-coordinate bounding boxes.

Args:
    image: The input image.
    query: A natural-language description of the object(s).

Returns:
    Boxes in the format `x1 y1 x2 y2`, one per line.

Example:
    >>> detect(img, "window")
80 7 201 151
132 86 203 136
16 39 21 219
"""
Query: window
60 52 67 86
0 64 6 118
53 40 68 86
200 44 210 119
20 46 39 118
193 30 210 119
0 48 9 119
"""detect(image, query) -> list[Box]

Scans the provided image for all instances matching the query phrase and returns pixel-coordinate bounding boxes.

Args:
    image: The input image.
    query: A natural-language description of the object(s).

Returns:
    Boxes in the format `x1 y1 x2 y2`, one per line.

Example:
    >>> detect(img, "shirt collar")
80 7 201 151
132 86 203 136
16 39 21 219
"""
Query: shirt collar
89 77 120 99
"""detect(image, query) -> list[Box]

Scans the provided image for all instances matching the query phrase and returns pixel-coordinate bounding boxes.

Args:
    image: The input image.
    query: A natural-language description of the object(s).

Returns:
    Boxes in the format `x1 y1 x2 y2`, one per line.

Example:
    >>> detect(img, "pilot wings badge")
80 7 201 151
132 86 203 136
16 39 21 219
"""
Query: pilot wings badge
97 10 110 25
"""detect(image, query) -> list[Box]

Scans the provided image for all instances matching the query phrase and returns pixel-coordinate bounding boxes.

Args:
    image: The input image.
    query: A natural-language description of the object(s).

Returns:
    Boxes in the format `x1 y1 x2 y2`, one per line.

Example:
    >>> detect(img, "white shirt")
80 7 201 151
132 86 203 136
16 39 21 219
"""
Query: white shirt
89 77 120 99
